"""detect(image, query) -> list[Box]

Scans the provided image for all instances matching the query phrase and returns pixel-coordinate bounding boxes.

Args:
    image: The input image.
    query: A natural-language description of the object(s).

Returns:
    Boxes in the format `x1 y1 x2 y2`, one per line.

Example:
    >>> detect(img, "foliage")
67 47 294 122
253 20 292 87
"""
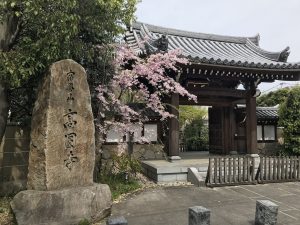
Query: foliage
111 153 142 175
77 219 90 225
0 197 15 225
279 86 300 155
97 45 197 139
7 78 37 124
179 106 208 151
184 123 209 151
257 88 291 107
98 153 141 200
179 105 207 127
0 0 138 127
99 173 141 200
0 0 137 88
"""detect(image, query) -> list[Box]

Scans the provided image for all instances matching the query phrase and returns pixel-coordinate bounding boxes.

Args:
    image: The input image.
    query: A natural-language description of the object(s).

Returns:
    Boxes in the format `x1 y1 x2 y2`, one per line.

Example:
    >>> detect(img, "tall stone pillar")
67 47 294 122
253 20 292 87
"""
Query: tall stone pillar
246 93 258 155
11 60 112 225
168 93 180 161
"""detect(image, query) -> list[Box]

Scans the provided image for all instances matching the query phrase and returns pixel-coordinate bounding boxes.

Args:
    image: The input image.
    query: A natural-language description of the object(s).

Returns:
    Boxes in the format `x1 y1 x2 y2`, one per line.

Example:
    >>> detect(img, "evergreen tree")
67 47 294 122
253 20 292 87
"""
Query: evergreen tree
279 86 300 155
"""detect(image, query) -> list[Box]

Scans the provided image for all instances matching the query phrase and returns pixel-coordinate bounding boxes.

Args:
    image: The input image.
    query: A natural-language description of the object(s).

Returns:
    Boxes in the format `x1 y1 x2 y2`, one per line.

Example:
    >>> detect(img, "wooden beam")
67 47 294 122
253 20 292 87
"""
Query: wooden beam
181 63 300 81
246 93 258 154
180 96 236 107
168 93 180 158
186 87 247 98
223 107 236 154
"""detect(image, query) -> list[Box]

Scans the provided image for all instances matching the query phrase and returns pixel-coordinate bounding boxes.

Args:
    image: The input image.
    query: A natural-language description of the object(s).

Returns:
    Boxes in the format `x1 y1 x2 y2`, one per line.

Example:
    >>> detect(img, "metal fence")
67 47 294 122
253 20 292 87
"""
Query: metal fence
206 156 256 187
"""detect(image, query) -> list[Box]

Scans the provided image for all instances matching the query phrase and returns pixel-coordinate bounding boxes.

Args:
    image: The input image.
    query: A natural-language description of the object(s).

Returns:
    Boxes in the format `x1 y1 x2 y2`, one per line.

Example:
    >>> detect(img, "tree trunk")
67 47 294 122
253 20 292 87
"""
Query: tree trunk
0 14 19 51
0 83 9 145
0 15 19 145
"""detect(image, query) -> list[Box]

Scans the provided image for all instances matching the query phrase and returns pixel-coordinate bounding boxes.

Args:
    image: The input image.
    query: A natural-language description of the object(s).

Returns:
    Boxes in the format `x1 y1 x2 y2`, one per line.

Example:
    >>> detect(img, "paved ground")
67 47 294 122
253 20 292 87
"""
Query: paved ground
105 182 300 225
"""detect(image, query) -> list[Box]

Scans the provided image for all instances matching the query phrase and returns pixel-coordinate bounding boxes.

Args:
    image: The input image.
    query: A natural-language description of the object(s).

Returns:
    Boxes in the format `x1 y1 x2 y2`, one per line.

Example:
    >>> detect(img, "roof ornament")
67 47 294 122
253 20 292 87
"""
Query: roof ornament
139 24 169 54
255 33 260 46
278 47 290 62
152 34 169 52
144 34 169 54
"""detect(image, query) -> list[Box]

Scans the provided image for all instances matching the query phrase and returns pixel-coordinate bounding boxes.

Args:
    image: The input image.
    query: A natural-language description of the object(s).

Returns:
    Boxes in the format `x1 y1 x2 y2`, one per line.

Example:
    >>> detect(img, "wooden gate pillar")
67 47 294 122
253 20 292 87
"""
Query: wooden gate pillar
168 93 180 160
223 106 236 154
246 93 258 154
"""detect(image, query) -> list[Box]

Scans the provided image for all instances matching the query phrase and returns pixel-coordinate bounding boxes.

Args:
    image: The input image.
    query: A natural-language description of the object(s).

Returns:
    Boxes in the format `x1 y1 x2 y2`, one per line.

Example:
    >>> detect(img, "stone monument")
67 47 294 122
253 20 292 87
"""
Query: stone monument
11 59 112 225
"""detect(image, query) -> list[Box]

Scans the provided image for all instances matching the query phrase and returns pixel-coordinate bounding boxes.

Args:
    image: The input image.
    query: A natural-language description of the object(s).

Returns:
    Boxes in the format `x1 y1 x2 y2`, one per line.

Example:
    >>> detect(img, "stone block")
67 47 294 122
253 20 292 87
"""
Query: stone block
107 216 128 225
198 167 207 172
27 59 95 191
189 206 210 225
168 156 181 161
176 173 187 181
11 183 112 225
157 174 177 182
187 167 205 187
255 200 278 225
156 167 182 174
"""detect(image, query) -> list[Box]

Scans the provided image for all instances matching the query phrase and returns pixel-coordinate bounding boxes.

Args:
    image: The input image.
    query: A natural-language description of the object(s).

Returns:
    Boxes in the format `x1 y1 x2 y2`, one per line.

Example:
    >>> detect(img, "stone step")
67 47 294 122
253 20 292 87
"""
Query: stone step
141 161 208 183
187 167 207 187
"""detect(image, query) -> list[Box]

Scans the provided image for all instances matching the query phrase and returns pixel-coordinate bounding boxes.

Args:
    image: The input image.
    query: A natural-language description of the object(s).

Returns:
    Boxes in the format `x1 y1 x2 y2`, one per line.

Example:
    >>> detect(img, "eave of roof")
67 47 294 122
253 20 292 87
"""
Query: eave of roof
256 107 279 121
131 22 260 45
237 106 279 121
125 22 300 80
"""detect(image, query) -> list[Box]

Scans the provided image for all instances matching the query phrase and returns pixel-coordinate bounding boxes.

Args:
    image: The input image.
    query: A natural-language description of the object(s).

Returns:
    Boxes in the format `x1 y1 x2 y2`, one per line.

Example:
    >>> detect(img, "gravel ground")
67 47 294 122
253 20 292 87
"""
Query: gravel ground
94 173 192 225
0 197 14 225
0 174 191 225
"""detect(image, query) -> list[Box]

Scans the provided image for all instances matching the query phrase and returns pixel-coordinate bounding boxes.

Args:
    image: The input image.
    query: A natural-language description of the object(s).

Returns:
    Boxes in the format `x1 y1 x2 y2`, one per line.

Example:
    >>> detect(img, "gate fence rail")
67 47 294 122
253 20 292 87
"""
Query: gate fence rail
258 156 300 184
206 156 256 187
206 155 300 187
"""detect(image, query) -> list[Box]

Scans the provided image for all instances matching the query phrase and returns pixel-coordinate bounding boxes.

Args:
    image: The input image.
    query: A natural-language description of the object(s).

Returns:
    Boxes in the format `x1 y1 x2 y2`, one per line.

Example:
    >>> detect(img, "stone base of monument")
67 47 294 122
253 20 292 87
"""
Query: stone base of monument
11 183 112 225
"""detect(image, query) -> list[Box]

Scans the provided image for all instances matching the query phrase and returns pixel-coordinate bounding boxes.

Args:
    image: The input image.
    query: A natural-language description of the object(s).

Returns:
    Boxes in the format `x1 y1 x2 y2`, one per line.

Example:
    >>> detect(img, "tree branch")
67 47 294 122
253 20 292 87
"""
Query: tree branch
8 16 22 49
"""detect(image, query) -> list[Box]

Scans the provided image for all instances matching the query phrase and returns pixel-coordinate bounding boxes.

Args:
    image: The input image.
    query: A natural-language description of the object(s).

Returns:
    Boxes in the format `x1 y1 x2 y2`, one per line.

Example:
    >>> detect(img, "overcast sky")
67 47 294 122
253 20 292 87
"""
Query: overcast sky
135 0 300 92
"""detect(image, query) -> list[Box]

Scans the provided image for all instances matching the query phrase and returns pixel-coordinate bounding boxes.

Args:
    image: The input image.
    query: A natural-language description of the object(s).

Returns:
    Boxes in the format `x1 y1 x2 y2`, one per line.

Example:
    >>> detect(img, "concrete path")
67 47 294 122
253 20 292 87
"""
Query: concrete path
106 182 300 225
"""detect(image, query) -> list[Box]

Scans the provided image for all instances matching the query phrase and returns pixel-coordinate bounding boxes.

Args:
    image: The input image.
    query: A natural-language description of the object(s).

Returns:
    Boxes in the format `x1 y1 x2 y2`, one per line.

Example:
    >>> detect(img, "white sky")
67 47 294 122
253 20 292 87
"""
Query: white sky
135 0 300 92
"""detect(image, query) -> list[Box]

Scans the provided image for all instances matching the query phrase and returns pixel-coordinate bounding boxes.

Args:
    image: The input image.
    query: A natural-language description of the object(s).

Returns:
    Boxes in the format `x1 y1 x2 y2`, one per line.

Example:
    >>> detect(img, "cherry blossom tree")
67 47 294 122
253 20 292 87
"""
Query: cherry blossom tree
96 45 197 142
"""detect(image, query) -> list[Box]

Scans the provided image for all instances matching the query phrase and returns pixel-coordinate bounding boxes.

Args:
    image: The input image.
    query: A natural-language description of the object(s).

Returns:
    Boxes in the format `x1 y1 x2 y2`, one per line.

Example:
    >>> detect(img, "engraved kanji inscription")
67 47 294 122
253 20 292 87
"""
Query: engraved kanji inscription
64 132 76 150
64 155 79 170
64 109 77 129
63 70 79 170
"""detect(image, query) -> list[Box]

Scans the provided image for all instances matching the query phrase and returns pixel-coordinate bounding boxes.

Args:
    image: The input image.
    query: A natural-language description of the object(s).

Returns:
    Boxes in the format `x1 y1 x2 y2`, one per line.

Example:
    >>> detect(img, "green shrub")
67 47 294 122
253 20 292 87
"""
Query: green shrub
98 153 142 199
78 219 90 225
183 118 209 151
99 173 141 200
111 153 142 176
279 86 300 155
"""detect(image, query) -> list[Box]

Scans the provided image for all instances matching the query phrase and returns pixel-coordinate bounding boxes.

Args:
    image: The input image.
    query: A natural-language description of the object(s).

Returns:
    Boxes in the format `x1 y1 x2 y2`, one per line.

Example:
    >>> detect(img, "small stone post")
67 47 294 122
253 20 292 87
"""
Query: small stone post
189 206 210 225
107 216 128 225
255 200 279 225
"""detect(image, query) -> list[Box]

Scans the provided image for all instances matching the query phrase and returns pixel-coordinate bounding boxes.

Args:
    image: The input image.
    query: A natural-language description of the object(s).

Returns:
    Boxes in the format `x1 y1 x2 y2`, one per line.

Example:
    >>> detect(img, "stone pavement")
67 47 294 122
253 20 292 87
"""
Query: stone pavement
103 182 300 225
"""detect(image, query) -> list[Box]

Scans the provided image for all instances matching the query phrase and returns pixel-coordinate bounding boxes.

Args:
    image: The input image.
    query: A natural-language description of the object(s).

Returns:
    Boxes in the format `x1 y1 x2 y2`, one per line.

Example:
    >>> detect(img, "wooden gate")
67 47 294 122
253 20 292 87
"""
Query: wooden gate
208 108 223 154
206 156 256 187
257 156 300 183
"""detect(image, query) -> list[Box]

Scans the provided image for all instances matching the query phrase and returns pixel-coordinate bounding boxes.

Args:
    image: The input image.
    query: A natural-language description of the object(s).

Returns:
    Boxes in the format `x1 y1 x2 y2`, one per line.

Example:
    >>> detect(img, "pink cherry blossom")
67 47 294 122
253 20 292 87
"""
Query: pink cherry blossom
96 44 197 141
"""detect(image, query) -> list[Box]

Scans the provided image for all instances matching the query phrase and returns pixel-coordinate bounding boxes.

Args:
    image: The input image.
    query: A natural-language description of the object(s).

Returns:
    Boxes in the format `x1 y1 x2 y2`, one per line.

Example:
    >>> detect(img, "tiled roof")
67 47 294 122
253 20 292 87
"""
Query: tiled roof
126 22 300 72
256 107 279 121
